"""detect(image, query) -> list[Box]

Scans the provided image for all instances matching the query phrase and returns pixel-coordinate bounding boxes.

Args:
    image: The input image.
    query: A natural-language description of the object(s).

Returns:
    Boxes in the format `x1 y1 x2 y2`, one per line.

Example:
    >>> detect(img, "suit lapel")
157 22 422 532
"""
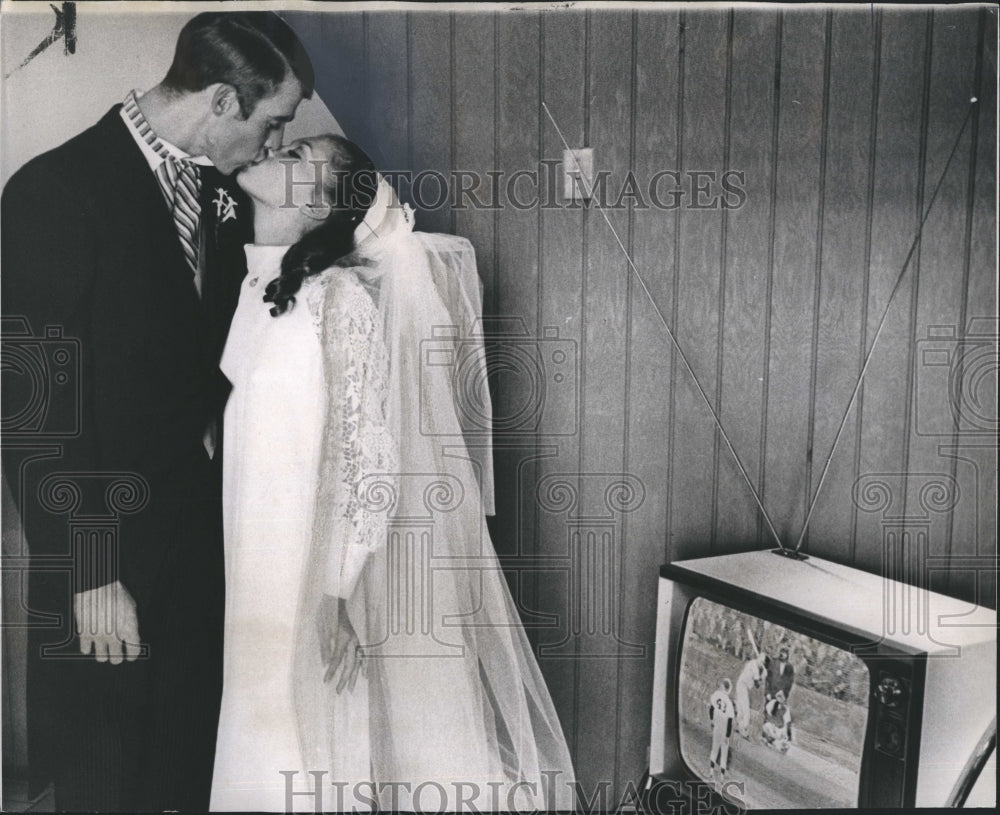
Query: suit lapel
89 108 203 308
87 108 252 366
200 166 252 363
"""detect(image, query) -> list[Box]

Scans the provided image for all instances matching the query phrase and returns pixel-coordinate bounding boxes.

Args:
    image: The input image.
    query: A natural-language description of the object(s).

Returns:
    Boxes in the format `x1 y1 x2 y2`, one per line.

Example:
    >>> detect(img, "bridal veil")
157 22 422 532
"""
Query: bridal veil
290 180 576 811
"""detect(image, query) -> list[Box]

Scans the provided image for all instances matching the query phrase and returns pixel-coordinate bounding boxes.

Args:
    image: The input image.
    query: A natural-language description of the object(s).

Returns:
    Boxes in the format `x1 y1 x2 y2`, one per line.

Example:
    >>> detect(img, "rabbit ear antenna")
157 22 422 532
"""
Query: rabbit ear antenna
792 97 979 555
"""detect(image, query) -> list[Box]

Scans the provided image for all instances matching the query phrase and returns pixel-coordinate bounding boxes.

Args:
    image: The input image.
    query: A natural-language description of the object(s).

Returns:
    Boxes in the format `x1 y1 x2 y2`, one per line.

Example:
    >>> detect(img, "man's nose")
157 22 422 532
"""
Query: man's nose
251 141 279 166
265 127 286 151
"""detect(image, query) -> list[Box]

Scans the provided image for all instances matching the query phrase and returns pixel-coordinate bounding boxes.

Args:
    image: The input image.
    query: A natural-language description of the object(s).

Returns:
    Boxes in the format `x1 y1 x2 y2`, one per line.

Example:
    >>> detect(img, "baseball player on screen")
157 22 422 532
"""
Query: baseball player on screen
708 677 736 785
762 689 793 753
735 653 768 738
765 646 796 704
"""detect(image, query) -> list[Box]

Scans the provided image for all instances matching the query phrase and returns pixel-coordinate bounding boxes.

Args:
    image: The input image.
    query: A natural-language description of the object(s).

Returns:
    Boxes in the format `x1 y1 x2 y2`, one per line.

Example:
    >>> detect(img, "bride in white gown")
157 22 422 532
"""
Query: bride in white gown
209 135 575 812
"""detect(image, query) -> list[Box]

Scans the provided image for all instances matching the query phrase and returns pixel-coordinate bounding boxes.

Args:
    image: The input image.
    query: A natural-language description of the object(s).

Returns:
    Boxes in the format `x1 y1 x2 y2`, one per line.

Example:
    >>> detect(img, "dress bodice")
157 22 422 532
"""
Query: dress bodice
220 244 292 387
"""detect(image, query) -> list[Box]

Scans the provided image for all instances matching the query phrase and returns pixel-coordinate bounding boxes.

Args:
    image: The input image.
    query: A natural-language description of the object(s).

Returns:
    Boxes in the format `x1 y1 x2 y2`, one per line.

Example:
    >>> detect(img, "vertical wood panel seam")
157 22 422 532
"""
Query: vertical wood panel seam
406 13 413 174
758 10 783 545
664 10 686 565
614 9 640 792
493 14 500 313
943 7 986 595
449 13 456 234
803 10 834 553
710 9 736 554
898 11 935 533
571 6 592 765
533 9 545 654
362 13 370 155
850 9 882 564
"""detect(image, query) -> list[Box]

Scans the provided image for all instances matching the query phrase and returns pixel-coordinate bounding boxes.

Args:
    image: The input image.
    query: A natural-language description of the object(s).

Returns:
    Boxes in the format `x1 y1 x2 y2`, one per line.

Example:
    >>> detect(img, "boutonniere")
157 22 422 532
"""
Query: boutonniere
212 187 239 223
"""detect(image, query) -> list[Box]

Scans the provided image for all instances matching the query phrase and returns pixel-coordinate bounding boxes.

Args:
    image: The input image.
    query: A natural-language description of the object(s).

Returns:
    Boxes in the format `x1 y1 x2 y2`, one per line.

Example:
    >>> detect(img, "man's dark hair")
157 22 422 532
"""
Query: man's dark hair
163 12 315 116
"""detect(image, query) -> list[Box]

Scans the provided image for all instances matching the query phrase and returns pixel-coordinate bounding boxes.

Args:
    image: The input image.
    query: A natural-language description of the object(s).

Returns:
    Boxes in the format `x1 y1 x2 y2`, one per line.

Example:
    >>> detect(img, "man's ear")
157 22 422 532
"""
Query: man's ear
210 84 240 117
301 202 332 222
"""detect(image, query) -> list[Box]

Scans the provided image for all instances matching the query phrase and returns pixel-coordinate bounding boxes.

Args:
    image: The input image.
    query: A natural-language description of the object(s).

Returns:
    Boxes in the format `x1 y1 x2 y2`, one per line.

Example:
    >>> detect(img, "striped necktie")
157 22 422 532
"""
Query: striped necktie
156 156 202 283
122 92 203 292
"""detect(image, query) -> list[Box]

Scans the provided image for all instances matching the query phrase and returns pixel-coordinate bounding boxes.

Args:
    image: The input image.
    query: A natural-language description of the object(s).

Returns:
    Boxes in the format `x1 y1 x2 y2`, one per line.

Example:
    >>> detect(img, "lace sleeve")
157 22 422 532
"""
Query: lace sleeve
308 271 397 600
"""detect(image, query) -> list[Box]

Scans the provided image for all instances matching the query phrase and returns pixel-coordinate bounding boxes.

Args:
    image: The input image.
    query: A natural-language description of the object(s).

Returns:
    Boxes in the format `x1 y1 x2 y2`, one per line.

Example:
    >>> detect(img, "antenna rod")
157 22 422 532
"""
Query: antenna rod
541 101 786 551
793 98 979 554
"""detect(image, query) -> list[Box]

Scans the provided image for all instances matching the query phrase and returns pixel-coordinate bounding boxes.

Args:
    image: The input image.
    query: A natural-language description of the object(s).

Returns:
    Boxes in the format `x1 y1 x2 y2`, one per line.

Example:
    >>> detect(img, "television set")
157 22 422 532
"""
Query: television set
647 549 996 811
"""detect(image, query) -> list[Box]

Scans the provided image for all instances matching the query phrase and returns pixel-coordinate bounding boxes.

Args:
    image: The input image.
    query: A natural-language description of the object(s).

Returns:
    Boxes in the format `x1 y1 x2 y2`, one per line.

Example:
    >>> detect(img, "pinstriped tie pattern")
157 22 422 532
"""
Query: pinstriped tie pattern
122 92 202 285
157 156 201 278
123 92 215 457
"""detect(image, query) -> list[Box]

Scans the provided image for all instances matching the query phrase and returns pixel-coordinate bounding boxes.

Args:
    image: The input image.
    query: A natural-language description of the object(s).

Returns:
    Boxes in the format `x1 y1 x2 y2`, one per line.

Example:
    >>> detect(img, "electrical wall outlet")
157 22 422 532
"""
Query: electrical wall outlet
563 147 594 201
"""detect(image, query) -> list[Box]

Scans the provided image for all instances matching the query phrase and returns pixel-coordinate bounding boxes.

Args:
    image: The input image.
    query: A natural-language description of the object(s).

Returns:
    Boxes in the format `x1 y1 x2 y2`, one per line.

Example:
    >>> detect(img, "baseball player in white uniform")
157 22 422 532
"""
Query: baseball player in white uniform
735 654 767 738
708 678 736 783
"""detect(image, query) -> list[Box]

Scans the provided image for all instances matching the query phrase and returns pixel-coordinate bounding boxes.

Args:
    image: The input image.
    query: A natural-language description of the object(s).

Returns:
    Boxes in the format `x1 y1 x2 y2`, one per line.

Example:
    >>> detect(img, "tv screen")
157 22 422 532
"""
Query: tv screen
678 597 870 809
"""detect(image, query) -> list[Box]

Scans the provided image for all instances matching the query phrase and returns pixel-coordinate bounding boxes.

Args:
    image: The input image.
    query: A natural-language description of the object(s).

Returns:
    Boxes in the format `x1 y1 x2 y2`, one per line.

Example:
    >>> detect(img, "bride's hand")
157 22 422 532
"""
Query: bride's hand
318 594 364 693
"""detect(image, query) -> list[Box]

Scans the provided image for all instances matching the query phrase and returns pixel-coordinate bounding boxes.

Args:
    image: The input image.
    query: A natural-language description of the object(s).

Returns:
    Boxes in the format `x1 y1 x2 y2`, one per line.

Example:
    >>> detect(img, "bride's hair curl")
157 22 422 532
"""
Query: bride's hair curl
264 135 376 316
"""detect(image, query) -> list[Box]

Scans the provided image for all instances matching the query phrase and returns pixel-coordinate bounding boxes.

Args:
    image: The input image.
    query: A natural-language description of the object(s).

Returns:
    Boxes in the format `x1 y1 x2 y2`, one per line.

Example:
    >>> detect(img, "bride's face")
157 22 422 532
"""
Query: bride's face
236 136 339 210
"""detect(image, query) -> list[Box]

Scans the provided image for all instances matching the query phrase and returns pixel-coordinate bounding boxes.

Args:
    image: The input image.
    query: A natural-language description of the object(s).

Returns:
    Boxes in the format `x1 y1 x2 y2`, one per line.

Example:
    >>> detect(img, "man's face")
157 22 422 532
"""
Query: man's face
236 135 338 209
207 75 304 175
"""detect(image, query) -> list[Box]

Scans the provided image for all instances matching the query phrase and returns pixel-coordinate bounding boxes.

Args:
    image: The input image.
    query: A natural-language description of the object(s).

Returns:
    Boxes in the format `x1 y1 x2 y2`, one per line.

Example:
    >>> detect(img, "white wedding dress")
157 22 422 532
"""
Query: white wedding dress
209 244 330 812
210 194 575 812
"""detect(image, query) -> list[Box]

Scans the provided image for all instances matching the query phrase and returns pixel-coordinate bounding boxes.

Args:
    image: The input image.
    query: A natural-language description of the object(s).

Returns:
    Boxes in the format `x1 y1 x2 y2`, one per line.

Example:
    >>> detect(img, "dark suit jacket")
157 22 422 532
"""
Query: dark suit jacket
2 105 252 614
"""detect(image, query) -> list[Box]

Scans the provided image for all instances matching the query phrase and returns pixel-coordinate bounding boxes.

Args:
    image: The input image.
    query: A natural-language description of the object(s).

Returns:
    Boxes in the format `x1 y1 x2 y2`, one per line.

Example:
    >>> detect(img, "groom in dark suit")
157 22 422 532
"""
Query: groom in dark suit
1 12 313 811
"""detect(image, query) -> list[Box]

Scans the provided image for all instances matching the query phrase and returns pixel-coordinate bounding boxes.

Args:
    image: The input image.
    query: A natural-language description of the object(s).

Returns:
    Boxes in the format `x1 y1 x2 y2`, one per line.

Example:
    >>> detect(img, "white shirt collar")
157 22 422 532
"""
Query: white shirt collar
119 89 214 171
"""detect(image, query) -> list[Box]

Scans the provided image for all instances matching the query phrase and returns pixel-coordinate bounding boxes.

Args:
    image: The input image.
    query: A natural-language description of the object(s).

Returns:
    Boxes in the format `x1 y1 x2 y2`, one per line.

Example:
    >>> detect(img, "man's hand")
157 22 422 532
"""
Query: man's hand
73 580 141 665
317 594 363 694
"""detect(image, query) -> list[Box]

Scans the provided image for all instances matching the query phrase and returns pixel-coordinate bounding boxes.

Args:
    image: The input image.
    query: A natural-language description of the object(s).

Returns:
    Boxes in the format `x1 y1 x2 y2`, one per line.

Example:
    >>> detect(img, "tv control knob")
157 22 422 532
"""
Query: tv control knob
876 717 905 757
875 674 906 708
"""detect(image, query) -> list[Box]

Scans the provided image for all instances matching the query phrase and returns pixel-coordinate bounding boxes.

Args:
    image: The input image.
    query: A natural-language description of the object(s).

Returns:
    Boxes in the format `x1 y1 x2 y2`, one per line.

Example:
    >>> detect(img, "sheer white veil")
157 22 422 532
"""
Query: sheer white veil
290 179 576 811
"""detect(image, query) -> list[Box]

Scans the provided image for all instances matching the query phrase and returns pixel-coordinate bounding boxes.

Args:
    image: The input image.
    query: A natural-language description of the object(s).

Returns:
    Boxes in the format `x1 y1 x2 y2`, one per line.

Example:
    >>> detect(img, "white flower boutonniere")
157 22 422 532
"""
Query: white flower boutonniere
213 187 238 223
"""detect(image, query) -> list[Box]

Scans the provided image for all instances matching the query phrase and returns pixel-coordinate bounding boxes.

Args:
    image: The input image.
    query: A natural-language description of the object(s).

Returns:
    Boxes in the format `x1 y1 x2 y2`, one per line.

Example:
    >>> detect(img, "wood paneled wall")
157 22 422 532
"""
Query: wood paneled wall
289 5 997 800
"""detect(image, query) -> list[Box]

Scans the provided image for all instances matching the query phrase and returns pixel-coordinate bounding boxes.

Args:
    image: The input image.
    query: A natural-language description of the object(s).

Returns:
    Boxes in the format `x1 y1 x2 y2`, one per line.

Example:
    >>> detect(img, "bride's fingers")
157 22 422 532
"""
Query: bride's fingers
326 633 355 683
337 646 362 694
330 635 347 660
347 650 362 692
324 653 342 684
327 633 340 665
336 657 351 694
331 631 349 666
